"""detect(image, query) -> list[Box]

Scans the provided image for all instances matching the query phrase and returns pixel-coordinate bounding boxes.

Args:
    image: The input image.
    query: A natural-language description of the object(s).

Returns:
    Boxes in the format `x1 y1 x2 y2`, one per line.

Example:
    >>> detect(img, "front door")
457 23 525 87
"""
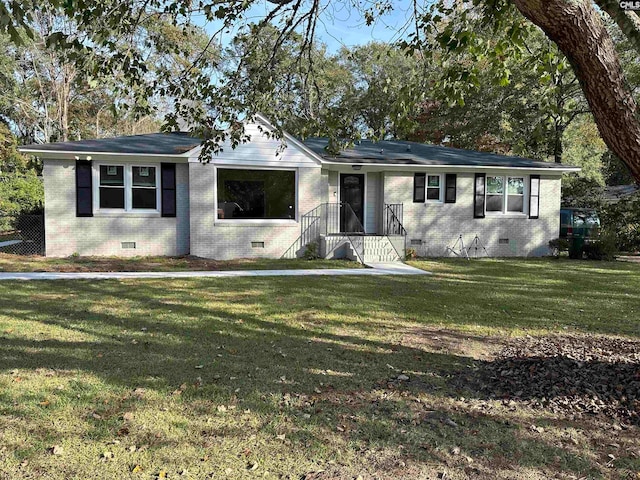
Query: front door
340 173 365 233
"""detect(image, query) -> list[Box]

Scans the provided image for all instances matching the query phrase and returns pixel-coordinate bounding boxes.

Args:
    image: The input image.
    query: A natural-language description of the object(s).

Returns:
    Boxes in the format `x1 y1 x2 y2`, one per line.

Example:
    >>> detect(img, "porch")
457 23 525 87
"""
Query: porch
282 202 407 264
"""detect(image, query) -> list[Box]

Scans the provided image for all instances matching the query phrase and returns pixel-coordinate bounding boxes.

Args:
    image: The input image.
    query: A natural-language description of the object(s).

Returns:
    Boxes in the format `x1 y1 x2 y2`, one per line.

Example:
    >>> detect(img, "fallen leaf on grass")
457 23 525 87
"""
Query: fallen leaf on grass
101 451 114 460
39 399 50 407
49 445 63 456
131 465 143 473
172 383 188 395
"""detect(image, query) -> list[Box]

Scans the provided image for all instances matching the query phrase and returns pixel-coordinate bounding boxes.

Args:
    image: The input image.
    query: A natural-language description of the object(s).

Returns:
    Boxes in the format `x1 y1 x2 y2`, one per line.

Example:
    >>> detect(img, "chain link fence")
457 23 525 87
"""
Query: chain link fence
0 214 45 255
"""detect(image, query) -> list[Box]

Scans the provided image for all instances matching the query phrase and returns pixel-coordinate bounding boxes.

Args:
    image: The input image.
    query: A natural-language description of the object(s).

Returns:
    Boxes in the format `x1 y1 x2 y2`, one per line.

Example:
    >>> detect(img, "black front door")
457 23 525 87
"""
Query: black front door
340 173 365 233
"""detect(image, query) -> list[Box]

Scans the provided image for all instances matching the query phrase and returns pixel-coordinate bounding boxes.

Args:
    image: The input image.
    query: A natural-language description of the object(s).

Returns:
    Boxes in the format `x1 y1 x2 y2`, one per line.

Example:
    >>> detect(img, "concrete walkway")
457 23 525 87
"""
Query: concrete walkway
0 262 429 281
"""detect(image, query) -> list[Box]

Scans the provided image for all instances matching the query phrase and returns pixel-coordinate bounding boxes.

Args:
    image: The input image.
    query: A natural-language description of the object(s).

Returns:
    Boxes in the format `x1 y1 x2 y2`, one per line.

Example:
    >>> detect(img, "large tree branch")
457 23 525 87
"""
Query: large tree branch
512 0 640 182
594 0 640 53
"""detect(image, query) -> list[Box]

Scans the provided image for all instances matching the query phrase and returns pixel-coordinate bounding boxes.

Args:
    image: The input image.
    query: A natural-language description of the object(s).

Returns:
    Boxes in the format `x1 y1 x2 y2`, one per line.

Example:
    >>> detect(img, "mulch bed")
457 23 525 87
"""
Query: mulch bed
469 335 640 424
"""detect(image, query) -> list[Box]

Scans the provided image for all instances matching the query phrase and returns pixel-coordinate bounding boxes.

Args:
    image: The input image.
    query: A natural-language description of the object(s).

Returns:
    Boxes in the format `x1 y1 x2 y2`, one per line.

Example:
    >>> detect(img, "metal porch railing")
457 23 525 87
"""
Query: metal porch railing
282 202 365 261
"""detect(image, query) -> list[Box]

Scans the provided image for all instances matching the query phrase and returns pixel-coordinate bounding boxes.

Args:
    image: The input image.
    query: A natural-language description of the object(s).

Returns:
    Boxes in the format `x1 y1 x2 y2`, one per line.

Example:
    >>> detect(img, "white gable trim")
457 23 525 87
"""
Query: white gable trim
187 116 322 168
253 113 325 165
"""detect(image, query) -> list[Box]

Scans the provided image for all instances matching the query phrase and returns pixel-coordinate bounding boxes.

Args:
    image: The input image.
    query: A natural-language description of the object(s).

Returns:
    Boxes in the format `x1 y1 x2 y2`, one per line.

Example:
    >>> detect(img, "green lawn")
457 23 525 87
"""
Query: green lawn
0 258 638 479
0 254 362 272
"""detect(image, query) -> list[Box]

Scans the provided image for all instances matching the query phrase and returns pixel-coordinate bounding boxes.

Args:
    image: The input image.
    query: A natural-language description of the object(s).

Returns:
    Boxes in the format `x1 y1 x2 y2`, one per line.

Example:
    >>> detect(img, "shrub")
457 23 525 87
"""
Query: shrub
583 232 618 261
303 241 319 260
0 172 44 217
405 247 417 260
599 194 640 253
548 238 570 257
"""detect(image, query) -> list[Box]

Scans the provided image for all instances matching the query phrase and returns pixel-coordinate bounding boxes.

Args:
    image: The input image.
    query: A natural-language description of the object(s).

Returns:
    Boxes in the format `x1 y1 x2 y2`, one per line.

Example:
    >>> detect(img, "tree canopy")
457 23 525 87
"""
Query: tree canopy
0 0 639 181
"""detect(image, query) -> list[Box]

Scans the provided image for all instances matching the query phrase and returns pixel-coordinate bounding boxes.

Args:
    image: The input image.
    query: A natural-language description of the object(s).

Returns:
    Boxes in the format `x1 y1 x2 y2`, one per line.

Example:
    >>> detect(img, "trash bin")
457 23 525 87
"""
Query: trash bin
569 236 585 259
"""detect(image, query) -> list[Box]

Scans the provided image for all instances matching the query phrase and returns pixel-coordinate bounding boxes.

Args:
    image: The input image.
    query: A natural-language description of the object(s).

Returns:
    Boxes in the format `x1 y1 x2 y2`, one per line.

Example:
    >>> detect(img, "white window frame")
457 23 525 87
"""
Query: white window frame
93 163 161 214
213 166 299 225
485 175 528 216
425 173 444 203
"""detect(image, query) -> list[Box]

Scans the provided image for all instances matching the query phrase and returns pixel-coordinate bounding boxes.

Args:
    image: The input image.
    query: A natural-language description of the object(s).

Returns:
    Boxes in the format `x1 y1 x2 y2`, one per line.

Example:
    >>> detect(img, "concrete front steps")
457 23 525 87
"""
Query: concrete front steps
319 234 404 264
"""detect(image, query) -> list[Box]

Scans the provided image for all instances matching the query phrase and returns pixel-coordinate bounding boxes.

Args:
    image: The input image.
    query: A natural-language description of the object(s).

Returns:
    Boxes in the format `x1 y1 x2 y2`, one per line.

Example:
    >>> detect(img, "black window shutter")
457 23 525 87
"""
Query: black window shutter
445 174 457 203
529 175 540 219
413 173 426 203
161 163 177 217
76 160 93 217
474 173 485 218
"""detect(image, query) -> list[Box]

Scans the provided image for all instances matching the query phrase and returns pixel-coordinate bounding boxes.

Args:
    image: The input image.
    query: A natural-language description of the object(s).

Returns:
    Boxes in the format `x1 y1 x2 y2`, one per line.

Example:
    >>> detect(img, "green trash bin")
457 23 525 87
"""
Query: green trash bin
569 236 585 259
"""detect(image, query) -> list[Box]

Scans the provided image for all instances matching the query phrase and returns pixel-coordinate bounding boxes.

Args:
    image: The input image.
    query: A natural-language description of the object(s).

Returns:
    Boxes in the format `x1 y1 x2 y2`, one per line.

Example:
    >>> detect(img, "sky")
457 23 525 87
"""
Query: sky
203 0 417 53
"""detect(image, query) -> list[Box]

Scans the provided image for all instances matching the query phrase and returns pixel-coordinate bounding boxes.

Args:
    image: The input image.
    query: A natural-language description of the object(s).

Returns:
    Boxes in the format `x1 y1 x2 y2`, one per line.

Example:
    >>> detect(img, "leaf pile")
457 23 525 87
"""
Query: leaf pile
472 335 640 424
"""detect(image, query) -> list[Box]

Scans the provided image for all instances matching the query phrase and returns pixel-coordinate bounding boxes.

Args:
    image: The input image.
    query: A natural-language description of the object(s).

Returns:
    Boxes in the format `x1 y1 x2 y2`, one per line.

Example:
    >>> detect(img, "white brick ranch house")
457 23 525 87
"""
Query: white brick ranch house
19 116 579 262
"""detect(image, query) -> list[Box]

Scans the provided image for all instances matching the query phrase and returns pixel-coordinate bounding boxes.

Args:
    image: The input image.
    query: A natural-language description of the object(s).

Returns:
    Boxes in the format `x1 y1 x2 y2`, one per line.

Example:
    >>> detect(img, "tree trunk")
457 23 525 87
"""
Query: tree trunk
512 0 640 182
553 121 564 164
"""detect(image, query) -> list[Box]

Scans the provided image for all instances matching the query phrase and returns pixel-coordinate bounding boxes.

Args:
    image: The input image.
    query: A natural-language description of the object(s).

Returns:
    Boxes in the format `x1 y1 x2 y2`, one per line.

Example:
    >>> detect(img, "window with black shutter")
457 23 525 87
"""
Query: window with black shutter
161 163 177 217
445 174 457 203
76 160 93 217
413 173 425 203
474 173 486 218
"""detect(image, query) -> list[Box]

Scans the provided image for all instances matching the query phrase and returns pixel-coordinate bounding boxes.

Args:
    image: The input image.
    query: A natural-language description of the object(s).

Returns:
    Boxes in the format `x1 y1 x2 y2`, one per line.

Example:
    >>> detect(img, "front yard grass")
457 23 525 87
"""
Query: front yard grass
0 258 638 479
0 253 362 272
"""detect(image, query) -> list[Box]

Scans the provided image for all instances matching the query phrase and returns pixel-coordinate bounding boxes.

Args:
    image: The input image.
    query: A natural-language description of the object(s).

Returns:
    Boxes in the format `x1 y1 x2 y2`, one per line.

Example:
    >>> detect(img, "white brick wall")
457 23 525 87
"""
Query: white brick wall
383 172 561 257
189 164 324 260
43 159 190 257
42 150 562 260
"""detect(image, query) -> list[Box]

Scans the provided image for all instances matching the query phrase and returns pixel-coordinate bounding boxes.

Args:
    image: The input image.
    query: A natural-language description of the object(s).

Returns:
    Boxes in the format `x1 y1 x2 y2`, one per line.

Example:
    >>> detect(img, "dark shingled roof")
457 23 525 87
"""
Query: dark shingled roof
302 138 571 169
20 132 202 155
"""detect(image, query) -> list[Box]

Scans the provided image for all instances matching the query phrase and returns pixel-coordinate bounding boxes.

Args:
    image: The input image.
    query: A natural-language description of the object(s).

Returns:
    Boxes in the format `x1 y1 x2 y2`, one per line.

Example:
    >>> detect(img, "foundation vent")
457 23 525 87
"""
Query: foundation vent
251 241 265 248
121 242 136 249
